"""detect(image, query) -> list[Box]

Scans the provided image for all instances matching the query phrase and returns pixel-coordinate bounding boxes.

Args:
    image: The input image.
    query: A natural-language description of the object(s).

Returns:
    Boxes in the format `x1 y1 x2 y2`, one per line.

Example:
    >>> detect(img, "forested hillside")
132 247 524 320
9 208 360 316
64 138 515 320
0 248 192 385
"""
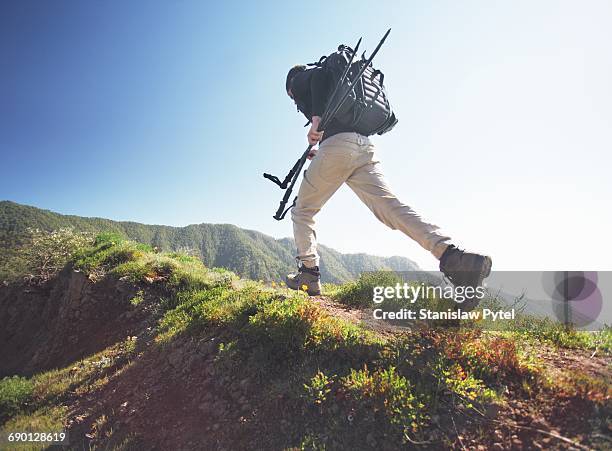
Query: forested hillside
0 201 418 283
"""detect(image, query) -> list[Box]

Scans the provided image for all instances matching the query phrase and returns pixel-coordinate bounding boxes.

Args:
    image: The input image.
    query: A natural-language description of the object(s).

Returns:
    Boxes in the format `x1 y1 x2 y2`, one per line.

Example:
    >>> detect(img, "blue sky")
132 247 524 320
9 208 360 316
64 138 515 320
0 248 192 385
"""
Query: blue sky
1 0 611 270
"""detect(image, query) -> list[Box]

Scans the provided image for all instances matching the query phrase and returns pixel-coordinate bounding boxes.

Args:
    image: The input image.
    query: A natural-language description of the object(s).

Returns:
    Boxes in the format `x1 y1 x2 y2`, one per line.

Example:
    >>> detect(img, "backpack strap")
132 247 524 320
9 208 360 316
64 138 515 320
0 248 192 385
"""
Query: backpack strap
307 55 327 67
371 69 384 85
338 44 355 54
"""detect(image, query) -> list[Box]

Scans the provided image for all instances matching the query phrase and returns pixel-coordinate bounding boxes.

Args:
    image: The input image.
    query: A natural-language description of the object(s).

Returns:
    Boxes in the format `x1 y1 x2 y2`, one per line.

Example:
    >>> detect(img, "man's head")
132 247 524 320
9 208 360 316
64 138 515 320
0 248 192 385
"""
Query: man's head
286 64 306 99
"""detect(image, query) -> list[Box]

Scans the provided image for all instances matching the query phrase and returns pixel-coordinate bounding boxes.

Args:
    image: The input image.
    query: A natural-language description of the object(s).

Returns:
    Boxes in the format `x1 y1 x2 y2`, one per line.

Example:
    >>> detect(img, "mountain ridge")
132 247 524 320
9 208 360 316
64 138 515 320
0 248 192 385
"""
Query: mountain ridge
0 200 418 283
1 232 608 449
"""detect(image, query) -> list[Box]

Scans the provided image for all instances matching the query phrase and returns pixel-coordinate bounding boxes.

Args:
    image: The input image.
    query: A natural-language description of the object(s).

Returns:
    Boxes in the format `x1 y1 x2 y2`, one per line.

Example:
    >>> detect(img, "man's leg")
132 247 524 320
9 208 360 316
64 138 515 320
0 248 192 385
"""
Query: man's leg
346 142 492 299
345 149 451 260
291 136 355 268
287 135 356 294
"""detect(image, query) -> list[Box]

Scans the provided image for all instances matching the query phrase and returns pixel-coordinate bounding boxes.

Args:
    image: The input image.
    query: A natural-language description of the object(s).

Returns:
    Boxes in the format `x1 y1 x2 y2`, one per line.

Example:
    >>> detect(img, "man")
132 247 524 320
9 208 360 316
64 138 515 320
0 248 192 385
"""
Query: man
284 64 492 297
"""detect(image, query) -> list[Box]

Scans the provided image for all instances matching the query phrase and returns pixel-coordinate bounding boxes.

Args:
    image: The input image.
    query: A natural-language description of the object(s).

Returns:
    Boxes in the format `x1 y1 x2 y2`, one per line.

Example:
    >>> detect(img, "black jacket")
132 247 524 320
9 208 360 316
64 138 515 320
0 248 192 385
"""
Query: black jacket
290 68 354 142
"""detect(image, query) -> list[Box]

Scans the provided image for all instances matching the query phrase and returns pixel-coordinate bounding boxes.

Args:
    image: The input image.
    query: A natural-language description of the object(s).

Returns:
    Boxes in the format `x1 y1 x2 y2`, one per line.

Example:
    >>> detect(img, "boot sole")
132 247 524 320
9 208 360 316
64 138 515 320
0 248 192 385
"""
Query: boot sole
482 256 493 280
285 277 321 296
286 286 321 296
480 256 492 282
470 255 492 287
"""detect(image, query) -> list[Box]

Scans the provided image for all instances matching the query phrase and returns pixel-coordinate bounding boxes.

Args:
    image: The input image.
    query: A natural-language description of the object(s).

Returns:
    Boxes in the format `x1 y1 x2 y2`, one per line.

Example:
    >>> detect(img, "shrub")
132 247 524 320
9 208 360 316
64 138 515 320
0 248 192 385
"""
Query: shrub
335 271 404 308
93 231 125 246
12 228 93 284
442 332 540 385
439 363 499 408
342 366 427 436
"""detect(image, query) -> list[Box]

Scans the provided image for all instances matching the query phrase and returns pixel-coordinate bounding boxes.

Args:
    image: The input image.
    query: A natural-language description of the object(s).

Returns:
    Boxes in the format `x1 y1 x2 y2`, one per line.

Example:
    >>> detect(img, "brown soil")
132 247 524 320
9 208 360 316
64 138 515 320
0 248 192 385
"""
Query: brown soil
0 269 148 377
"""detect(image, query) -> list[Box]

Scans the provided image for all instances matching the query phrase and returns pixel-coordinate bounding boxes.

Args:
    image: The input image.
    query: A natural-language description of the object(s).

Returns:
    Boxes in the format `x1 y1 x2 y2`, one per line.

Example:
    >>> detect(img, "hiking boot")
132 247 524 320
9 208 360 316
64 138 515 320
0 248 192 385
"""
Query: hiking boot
286 265 322 296
439 245 492 311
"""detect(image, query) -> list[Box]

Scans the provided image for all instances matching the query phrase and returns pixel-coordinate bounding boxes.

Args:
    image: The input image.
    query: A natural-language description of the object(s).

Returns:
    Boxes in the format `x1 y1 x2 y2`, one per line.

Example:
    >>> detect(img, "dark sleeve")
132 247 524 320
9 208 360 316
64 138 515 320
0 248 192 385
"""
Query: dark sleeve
310 68 331 117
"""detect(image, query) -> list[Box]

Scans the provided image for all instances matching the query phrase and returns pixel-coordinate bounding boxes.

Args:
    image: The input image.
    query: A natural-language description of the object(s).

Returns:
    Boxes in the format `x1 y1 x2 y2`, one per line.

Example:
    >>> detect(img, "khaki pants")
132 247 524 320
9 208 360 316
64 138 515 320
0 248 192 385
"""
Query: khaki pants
291 132 450 267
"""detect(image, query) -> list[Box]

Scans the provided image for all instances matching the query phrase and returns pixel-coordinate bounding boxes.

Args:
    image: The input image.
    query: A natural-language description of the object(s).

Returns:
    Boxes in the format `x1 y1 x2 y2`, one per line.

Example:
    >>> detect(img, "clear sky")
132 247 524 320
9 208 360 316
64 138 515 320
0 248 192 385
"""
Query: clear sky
1 0 610 270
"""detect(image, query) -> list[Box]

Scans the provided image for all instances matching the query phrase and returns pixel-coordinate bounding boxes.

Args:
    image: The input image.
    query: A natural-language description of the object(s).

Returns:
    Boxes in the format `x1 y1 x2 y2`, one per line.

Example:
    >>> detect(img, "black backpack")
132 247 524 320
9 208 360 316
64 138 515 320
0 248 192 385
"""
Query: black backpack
310 44 398 136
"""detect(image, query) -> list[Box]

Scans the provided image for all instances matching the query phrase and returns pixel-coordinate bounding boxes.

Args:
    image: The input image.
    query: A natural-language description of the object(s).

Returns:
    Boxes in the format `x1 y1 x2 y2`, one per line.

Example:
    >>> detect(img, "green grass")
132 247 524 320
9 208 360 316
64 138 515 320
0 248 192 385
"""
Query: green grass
73 232 235 293
0 376 34 422
156 284 266 342
334 270 405 308
0 406 67 451
511 317 612 351
335 271 611 353
2 232 610 449
245 296 373 353
0 339 138 448
73 235 148 275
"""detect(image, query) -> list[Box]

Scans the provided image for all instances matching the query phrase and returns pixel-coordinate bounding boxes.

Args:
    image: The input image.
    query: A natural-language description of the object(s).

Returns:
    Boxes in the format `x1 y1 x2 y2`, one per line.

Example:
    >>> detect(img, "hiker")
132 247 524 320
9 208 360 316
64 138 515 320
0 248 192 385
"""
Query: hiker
283 63 492 296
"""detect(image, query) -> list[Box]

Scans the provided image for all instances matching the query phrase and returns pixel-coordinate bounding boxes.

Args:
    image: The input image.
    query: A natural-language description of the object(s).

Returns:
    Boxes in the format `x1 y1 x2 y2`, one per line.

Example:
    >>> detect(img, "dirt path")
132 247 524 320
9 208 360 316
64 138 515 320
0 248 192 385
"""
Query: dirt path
311 295 412 336
535 344 611 381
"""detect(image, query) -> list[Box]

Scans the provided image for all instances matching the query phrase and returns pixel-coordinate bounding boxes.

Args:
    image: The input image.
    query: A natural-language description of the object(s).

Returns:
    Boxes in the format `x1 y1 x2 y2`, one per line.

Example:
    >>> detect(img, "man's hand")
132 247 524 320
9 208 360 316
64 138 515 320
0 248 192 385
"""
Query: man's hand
307 147 318 160
307 116 324 145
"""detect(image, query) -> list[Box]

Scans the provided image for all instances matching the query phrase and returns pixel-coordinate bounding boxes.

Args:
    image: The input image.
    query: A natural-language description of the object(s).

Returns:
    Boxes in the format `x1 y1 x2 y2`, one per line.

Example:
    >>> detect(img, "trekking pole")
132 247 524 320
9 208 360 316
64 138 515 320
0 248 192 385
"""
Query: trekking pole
266 29 391 220
262 157 303 189
271 146 312 220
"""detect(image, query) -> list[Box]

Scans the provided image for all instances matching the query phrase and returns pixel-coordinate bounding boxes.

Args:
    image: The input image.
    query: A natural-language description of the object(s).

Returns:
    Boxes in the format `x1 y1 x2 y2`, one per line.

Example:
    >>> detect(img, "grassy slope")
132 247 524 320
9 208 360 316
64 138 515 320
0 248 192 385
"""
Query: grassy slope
0 235 610 450
0 201 419 284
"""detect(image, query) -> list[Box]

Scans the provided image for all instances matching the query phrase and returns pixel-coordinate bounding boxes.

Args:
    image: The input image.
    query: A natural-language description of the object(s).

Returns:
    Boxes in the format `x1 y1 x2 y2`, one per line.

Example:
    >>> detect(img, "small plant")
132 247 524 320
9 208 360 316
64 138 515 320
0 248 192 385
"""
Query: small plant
304 371 333 406
122 336 138 357
130 290 145 306
342 366 428 438
441 363 499 408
